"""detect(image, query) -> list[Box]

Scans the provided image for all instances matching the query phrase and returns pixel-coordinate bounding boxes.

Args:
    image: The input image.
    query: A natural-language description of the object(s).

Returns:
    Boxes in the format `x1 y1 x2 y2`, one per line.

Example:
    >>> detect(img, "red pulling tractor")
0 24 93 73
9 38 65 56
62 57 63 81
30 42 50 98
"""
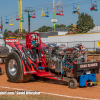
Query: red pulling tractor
4 32 100 88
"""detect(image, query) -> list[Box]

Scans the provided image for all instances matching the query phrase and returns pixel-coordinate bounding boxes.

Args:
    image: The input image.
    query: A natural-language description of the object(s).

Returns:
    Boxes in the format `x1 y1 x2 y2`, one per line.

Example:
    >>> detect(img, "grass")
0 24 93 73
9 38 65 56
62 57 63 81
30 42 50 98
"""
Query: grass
0 94 79 100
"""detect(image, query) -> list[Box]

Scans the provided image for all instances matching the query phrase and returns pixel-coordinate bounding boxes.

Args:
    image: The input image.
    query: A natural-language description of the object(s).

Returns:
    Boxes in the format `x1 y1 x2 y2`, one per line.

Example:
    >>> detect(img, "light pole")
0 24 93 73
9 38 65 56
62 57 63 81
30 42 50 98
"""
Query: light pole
51 0 57 31
24 7 34 32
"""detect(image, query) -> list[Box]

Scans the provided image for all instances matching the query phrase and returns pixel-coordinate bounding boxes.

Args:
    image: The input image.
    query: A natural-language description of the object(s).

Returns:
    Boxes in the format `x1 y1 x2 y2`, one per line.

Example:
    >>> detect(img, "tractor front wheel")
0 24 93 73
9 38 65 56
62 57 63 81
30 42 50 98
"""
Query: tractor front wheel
5 51 31 83
68 78 78 89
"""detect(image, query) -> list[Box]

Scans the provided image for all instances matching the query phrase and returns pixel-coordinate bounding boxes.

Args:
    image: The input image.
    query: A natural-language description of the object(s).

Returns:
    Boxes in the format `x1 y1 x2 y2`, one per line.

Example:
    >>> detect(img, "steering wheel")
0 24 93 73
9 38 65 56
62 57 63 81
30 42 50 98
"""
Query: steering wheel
33 42 39 47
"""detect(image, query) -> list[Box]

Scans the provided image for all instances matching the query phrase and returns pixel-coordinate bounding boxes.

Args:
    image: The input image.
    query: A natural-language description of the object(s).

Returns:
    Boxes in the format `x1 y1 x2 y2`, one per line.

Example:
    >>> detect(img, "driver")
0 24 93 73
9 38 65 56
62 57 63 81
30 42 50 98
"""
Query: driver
36 35 41 59
31 36 37 60
31 35 42 60
79 44 88 62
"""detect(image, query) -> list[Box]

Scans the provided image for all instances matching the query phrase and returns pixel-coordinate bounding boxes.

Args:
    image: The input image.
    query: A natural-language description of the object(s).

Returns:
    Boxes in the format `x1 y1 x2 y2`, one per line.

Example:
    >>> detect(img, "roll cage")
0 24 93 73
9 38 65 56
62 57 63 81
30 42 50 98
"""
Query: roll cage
26 32 41 49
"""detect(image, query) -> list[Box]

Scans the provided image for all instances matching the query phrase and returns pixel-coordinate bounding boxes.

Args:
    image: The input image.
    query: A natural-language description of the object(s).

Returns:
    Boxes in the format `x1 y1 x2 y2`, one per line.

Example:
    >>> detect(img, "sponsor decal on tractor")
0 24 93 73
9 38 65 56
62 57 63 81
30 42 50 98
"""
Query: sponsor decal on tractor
6 39 18 42
80 63 98 68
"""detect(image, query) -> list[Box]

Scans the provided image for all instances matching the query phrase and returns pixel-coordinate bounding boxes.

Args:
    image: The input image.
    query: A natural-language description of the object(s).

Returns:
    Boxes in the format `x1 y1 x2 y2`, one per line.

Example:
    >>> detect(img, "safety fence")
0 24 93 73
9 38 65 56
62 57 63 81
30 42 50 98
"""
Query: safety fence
0 38 100 54
17 39 100 53
44 40 100 54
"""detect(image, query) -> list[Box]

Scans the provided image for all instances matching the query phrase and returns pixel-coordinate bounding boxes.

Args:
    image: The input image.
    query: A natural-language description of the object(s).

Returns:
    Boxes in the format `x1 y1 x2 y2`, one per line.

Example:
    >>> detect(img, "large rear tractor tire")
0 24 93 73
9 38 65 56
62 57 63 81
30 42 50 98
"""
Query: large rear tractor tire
18 74 32 83
5 51 31 83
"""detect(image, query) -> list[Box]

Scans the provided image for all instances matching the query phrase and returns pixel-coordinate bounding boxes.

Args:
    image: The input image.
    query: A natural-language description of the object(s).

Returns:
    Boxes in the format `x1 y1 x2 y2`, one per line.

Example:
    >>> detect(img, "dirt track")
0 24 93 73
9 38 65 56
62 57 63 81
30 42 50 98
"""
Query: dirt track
0 62 100 100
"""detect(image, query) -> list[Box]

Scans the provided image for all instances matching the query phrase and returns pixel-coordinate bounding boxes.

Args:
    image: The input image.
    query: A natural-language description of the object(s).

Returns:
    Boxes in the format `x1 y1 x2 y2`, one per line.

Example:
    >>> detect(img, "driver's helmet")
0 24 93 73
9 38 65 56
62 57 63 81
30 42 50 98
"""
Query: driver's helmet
31 34 35 36
75 43 82 48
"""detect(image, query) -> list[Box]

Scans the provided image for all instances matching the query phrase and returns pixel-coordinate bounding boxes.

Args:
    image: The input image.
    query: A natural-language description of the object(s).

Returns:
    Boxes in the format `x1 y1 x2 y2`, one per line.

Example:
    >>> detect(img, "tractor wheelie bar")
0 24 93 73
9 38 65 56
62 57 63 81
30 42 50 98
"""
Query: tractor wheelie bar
4 32 100 89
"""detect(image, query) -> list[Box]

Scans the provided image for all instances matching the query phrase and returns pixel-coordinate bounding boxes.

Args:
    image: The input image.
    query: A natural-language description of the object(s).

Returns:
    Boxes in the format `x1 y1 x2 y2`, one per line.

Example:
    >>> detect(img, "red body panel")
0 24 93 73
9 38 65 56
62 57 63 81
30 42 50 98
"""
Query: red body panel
35 70 62 80
4 39 38 75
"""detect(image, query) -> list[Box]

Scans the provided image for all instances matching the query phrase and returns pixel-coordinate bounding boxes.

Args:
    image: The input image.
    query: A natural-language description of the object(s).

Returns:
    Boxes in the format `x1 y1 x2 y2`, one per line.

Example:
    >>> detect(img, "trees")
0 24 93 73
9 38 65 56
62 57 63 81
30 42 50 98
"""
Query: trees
3 24 67 36
37 26 52 32
55 24 66 28
13 29 28 38
3 29 28 39
13 29 19 34
67 24 74 32
13 29 27 35
3 29 12 38
35 24 67 32
77 12 95 33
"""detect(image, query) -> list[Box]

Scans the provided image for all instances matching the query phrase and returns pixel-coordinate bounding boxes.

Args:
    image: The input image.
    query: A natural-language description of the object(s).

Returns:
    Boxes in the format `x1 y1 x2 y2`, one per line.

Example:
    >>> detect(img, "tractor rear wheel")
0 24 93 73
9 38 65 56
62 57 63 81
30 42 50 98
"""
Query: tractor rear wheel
5 51 31 83
18 74 32 83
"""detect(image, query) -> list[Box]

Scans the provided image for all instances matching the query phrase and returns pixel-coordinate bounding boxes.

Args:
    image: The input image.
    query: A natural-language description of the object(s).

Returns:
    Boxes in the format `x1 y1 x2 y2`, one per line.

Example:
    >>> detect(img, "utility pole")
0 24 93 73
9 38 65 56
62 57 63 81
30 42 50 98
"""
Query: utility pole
24 7 34 32
1 17 3 33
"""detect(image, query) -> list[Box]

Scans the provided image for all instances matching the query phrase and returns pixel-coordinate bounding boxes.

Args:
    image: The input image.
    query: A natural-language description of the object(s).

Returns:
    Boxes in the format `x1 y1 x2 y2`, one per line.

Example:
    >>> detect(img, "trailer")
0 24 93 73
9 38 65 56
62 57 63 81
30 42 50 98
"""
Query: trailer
0 47 9 64
0 36 9 64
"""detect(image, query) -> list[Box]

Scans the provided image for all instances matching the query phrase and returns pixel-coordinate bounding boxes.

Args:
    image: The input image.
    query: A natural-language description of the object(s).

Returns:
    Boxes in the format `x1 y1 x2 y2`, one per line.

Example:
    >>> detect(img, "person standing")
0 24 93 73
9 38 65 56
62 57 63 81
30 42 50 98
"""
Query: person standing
79 44 88 62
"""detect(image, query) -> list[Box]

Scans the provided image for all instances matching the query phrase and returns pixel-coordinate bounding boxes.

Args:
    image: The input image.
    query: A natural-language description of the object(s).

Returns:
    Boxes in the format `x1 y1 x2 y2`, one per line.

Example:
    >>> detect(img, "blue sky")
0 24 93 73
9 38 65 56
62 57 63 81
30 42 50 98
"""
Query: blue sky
0 0 100 32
